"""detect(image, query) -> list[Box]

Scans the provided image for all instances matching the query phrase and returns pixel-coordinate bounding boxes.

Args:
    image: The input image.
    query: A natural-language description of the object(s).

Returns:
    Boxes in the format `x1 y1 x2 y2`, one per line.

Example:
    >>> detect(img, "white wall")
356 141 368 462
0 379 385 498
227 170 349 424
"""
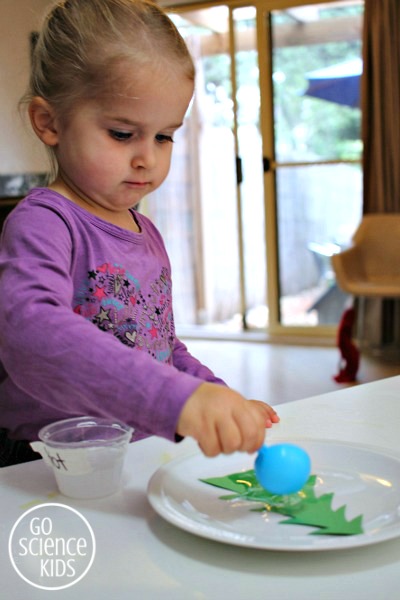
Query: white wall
0 0 50 174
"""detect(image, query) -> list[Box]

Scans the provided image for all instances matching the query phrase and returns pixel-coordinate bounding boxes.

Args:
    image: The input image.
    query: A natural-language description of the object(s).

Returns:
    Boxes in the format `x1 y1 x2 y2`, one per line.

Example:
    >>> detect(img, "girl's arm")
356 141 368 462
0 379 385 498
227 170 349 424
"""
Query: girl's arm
0 201 203 442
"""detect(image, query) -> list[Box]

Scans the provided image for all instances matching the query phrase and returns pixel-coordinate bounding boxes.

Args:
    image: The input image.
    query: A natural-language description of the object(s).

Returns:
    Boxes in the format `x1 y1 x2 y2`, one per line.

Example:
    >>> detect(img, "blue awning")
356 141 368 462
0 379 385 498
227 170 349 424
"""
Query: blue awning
304 59 362 108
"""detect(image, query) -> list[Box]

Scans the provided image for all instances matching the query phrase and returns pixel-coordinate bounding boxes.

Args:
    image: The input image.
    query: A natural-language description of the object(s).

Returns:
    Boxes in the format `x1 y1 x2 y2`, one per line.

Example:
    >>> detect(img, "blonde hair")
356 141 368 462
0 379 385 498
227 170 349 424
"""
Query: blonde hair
21 0 194 177
23 0 194 116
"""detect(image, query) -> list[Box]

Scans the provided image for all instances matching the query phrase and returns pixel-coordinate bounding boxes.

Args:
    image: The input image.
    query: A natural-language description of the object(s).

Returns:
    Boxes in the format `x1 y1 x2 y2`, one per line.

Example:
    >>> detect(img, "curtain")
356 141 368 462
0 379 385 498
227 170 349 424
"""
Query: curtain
361 0 400 348
362 0 400 213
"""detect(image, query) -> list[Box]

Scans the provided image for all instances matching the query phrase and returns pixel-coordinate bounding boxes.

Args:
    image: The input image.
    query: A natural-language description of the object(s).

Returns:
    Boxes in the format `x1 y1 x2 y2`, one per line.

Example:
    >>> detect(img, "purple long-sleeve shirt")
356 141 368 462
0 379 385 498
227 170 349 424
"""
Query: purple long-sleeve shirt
0 188 224 442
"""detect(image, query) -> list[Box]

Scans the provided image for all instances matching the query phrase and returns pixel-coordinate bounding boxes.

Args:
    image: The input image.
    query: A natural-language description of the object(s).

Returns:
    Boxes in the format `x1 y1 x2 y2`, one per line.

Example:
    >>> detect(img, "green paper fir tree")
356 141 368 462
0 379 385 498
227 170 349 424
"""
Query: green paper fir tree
200 471 364 536
280 492 363 535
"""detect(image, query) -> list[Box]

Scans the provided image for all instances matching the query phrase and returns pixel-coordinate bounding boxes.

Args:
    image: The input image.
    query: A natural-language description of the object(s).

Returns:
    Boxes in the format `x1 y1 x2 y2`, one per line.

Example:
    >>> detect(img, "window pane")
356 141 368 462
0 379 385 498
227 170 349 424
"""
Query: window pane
276 163 362 325
272 3 363 163
145 8 241 330
234 7 268 330
271 1 364 327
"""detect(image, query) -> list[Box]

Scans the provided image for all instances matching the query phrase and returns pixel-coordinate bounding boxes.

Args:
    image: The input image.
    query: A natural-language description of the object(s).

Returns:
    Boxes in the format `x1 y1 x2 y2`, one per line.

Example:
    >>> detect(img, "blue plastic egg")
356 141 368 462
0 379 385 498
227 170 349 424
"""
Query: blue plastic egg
255 443 311 495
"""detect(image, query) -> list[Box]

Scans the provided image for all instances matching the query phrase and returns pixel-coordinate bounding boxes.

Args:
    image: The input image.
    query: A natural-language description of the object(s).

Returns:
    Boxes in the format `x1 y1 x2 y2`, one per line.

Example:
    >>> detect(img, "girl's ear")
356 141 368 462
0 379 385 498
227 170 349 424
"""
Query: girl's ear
28 97 59 146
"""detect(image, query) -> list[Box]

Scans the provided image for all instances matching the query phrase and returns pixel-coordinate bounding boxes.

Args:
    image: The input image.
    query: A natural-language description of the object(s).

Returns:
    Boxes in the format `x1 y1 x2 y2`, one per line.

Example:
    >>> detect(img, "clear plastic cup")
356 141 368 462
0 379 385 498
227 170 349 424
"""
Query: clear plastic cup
30 417 133 499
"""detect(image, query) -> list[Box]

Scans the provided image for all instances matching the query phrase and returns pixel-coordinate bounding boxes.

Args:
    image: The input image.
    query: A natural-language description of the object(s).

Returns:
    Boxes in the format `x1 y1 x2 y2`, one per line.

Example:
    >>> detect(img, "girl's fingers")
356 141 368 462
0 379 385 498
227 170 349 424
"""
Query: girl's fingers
232 405 266 454
216 419 243 455
249 400 280 425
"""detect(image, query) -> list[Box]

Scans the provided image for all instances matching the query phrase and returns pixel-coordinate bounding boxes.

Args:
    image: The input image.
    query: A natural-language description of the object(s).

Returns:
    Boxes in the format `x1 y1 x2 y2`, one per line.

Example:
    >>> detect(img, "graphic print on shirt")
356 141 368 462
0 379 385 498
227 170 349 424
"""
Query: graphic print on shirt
73 263 174 363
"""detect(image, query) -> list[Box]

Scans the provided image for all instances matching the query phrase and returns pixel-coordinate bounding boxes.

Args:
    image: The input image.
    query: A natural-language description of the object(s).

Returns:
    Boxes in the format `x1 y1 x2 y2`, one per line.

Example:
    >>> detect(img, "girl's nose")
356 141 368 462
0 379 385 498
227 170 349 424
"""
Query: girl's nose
130 140 156 170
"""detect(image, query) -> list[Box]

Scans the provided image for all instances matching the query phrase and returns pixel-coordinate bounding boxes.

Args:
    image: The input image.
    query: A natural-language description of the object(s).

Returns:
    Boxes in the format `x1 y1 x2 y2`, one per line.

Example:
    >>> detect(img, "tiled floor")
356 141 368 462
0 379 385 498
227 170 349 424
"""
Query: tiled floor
183 338 400 408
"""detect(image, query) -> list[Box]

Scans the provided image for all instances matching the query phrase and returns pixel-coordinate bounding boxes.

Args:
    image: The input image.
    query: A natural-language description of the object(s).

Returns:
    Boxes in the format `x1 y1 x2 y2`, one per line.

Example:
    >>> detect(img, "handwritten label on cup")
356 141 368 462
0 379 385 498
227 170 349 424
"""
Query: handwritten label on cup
30 442 93 476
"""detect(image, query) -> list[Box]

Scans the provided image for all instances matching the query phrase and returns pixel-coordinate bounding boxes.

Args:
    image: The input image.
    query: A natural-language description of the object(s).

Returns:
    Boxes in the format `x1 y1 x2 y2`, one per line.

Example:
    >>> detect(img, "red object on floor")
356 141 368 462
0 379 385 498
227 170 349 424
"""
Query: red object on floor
334 307 360 383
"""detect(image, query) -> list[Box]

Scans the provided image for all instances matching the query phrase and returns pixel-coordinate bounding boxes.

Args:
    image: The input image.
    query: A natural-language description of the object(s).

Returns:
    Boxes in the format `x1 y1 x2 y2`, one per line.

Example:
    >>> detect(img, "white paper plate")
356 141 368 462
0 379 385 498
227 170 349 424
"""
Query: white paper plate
147 439 400 551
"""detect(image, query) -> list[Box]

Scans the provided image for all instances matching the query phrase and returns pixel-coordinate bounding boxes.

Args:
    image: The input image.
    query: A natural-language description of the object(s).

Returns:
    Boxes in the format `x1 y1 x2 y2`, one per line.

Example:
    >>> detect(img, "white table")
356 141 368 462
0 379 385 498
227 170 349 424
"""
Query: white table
2 376 400 600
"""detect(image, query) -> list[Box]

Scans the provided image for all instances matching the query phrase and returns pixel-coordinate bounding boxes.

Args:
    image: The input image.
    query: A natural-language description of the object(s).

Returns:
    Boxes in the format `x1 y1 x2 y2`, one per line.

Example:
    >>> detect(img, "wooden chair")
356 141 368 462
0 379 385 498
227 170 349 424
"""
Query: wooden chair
331 214 400 346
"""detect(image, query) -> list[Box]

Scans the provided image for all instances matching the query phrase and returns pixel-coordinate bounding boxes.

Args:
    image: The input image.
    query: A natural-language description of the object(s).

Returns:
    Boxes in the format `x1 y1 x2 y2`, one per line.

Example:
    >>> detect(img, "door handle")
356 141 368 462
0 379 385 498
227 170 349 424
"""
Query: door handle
236 156 243 185
263 157 271 173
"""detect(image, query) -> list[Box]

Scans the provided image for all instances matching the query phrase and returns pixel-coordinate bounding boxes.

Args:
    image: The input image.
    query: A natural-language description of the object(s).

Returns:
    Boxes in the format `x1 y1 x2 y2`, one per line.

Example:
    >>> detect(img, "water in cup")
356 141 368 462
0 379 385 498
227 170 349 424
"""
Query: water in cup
31 416 133 499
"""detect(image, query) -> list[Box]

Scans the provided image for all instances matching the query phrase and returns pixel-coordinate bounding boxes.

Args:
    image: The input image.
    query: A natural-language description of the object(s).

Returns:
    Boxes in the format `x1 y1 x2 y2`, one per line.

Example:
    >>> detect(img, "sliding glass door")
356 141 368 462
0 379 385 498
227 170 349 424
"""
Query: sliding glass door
262 1 364 334
145 0 364 339
144 5 257 333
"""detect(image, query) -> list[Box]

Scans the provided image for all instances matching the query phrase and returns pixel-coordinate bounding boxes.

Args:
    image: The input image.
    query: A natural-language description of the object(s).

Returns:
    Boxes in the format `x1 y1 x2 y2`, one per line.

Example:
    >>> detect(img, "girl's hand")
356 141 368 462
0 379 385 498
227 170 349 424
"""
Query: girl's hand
176 382 279 457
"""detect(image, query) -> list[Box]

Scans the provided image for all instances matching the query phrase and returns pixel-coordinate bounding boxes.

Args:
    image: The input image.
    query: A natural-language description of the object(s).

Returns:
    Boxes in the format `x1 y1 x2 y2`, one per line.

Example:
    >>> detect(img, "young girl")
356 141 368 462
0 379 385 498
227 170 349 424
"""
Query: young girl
0 0 278 467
